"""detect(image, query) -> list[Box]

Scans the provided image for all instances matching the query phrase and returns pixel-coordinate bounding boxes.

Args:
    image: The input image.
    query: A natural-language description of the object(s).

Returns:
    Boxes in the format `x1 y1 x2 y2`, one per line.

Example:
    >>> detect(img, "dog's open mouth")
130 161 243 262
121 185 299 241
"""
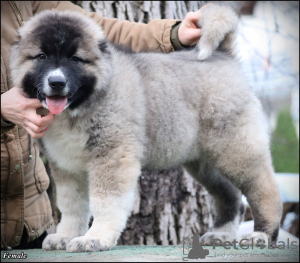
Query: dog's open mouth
46 96 68 114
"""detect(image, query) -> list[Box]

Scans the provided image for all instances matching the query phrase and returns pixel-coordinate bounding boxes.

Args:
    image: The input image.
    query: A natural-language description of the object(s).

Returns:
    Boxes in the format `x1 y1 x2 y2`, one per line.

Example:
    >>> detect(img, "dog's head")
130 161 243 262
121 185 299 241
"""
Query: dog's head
10 11 111 115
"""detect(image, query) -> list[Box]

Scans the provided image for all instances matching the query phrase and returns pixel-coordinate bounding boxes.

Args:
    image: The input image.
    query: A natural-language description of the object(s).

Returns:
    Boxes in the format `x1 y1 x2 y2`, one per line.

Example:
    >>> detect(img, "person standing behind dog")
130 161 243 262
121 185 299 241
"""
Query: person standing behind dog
1 1 205 250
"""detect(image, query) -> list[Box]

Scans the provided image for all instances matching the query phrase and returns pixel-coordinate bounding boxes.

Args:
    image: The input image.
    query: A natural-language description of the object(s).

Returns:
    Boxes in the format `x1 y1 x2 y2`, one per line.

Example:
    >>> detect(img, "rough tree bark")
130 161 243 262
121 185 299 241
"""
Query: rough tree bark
65 1 216 246
119 168 214 245
75 1 207 21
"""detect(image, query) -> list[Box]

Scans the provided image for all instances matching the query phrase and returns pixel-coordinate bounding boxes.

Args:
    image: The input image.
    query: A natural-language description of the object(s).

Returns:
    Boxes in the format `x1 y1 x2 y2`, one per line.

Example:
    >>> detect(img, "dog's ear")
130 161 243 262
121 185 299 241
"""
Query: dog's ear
98 41 110 54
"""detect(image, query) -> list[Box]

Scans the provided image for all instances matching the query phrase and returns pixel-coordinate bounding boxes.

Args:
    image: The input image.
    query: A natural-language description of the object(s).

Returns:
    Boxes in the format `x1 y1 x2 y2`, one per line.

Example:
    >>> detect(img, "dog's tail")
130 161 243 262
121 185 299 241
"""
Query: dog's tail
196 4 238 60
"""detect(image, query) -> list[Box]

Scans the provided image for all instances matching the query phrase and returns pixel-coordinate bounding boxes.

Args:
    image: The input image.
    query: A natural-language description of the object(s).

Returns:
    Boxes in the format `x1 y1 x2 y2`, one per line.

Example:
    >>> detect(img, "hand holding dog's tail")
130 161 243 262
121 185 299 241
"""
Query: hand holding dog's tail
196 4 238 60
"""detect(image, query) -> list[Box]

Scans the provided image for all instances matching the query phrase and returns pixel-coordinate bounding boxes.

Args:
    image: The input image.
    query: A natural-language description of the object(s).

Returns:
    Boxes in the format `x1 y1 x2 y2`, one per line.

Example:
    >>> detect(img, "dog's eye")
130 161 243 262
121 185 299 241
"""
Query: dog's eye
37 54 47 61
70 56 80 62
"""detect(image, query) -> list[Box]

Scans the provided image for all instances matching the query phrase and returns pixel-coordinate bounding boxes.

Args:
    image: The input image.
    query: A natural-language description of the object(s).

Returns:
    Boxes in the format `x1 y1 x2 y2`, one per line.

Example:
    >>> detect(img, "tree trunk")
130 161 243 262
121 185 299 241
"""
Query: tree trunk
74 1 207 22
63 1 216 246
118 167 214 245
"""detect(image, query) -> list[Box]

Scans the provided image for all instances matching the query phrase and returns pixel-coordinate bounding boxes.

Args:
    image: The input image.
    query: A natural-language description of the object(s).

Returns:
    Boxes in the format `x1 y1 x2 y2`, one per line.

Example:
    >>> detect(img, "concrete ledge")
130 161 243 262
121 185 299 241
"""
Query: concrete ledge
1 245 299 262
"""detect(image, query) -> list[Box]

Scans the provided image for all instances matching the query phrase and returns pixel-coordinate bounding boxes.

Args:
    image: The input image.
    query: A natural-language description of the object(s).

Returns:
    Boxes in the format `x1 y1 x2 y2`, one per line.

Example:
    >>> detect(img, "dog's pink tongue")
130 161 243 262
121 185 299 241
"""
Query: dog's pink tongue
46 96 68 114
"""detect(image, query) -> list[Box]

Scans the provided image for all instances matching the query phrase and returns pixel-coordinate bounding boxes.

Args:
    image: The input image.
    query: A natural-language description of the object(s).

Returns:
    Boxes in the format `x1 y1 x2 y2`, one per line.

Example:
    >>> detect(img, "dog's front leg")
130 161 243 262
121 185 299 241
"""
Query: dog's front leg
43 162 90 250
67 148 141 252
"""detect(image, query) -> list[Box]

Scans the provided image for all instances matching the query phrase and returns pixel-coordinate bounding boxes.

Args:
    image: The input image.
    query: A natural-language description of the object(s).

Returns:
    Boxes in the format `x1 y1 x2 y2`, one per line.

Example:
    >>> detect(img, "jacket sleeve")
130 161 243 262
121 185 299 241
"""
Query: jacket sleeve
1 55 15 133
1 119 15 134
31 1 182 53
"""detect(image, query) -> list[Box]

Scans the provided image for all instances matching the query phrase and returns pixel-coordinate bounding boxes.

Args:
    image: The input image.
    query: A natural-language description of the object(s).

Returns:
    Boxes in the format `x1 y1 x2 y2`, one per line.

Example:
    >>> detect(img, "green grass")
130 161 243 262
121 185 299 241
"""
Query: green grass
271 110 299 173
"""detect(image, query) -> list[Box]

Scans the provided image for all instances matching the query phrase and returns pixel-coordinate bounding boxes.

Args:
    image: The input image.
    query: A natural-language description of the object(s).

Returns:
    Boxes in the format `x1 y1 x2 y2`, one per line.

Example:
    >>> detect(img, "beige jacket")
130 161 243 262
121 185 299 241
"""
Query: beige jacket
1 1 182 248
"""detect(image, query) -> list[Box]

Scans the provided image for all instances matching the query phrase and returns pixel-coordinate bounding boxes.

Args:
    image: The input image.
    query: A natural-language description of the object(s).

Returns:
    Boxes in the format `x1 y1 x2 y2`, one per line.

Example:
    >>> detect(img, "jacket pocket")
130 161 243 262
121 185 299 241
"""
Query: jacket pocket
32 142 49 193
1 133 10 174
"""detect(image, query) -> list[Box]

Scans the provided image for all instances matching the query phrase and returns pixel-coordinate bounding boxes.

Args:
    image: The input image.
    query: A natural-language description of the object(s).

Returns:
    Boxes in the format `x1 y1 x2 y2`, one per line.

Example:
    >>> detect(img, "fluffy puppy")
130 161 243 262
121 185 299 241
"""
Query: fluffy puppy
10 4 282 252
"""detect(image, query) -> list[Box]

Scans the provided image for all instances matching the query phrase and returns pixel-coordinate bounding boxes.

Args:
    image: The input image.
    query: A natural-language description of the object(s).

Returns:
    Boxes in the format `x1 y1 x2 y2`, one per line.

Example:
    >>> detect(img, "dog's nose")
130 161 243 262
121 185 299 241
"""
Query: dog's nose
48 76 66 90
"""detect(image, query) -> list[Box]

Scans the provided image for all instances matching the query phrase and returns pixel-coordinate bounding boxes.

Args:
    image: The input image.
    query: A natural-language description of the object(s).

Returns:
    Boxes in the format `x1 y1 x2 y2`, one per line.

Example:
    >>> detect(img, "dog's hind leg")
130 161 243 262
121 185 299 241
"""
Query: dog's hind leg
217 147 282 246
42 162 90 250
200 104 282 246
184 161 245 244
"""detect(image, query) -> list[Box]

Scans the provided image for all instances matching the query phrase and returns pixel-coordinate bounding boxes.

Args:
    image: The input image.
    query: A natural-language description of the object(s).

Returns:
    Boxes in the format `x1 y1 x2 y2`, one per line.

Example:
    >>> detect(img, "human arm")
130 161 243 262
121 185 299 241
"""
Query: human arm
31 1 180 53
31 1 206 53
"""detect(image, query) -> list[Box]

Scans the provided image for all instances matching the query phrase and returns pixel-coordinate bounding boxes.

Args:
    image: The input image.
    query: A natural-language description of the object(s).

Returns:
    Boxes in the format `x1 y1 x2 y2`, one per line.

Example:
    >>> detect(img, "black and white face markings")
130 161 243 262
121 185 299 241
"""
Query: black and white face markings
22 12 96 114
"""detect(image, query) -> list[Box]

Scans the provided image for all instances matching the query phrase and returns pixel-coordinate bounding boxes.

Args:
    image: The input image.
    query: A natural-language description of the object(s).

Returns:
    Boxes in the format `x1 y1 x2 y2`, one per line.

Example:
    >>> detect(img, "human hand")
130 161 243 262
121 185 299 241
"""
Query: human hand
178 4 211 46
1 87 55 138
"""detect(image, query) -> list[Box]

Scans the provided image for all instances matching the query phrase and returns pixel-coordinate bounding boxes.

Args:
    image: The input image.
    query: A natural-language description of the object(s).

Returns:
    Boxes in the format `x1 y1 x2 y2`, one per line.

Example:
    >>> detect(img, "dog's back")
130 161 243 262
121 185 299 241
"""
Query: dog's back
104 3 241 168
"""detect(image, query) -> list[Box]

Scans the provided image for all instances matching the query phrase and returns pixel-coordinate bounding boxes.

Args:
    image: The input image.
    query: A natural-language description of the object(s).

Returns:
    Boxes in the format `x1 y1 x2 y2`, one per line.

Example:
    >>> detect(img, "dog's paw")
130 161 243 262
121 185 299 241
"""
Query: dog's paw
240 232 269 248
199 232 232 245
42 234 72 250
66 236 116 252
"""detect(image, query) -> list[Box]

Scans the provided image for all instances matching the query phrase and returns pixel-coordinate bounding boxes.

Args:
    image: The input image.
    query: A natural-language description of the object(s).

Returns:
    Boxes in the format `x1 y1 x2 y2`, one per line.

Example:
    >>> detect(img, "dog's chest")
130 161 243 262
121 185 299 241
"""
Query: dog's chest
42 116 89 174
